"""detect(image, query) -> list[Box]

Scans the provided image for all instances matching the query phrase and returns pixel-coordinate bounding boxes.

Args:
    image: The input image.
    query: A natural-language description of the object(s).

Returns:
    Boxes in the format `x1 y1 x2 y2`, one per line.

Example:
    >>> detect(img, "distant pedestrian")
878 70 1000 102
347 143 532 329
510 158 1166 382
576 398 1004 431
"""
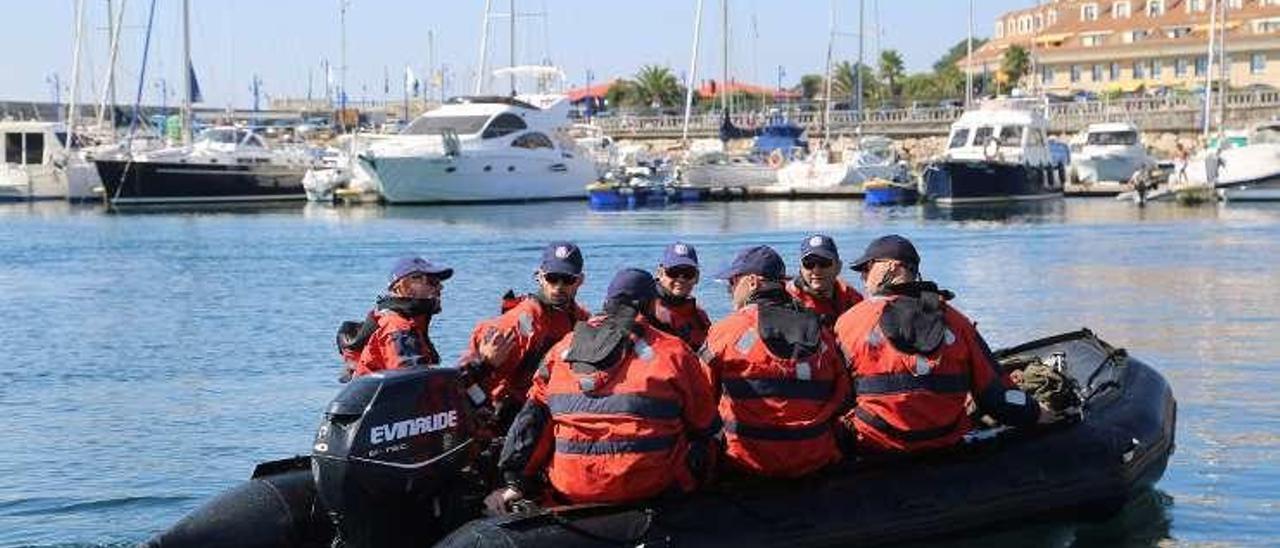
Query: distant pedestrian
1174 143 1190 186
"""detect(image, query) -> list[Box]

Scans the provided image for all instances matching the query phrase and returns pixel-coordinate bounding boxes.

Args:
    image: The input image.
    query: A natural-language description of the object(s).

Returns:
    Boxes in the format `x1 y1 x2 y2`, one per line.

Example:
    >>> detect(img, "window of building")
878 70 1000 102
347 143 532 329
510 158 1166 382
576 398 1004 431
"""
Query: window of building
1082 3 1099 21
1195 56 1208 76
1071 65 1082 83
1133 60 1147 79
1252 53 1267 75
1186 0 1204 12
1125 29 1149 43
1114 1 1131 18
1021 15 1033 34
996 21 1004 39
1175 57 1189 76
1111 62 1122 80
1254 17 1280 33
1165 26 1192 38
1082 33 1107 46
1036 13 1045 30
1093 64 1105 81
1151 59 1163 78
1042 65 1055 84
511 132 555 150
1262 0 1280 7
1226 0 1242 9
481 113 528 139
949 128 971 149
1049 9 1058 26
1147 0 1164 16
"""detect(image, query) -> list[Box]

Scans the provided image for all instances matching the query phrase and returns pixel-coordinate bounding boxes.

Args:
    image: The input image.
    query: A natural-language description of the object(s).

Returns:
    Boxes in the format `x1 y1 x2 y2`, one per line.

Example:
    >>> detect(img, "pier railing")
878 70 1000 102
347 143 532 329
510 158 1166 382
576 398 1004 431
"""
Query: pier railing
589 90 1280 139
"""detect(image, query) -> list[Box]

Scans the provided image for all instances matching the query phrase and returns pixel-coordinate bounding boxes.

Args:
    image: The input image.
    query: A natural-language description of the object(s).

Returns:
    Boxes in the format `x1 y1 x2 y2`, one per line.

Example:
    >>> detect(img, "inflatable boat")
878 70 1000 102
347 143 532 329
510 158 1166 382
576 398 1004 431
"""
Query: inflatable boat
146 329 1175 548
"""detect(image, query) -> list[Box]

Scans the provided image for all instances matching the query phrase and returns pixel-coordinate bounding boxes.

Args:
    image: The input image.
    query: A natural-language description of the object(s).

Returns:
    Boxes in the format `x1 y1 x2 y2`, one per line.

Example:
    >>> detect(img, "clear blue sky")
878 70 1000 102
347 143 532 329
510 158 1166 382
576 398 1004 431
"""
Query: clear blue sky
2 0 1030 108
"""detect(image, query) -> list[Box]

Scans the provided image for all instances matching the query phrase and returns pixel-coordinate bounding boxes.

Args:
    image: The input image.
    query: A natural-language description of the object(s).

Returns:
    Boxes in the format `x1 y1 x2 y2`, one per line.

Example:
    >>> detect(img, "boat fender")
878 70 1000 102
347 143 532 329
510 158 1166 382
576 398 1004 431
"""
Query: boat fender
983 138 1001 161
767 149 785 169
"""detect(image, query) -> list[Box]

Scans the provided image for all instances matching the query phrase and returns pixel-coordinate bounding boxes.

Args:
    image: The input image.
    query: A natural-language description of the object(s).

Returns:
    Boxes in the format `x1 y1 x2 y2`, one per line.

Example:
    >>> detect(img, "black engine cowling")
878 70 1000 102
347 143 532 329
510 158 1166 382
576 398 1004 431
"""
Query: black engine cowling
312 366 482 548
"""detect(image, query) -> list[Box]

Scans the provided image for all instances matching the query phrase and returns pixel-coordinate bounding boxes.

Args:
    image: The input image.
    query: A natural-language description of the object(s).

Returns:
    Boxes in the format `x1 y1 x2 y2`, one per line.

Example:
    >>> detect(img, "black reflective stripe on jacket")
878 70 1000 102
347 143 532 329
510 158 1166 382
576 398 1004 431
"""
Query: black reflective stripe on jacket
721 378 834 400
554 436 678 455
723 420 832 441
852 407 961 443
855 373 970 396
546 393 682 420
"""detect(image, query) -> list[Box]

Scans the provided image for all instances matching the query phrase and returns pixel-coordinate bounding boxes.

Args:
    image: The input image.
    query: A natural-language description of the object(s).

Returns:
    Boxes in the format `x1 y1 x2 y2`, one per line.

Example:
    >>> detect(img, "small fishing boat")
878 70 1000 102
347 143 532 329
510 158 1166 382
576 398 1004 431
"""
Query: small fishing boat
145 329 1174 548
863 177 920 206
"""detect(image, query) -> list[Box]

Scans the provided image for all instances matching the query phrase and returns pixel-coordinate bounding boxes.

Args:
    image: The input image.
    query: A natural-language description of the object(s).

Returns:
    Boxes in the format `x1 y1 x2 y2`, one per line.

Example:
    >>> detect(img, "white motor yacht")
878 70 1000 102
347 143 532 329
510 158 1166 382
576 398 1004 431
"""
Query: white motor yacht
1070 122 1154 185
775 136 907 190
1186 121 1280 201
0 121 100 202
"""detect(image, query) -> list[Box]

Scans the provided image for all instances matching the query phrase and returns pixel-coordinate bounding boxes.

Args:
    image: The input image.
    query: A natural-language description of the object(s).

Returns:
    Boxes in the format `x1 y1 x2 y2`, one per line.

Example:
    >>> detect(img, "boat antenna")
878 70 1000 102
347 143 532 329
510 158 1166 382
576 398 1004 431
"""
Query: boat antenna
681 0 705 148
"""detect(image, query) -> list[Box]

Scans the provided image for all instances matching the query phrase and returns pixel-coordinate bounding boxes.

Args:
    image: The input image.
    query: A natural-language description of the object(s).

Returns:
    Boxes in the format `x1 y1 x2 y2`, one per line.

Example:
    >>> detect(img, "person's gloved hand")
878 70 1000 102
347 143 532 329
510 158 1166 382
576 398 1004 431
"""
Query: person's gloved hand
483 486 524 516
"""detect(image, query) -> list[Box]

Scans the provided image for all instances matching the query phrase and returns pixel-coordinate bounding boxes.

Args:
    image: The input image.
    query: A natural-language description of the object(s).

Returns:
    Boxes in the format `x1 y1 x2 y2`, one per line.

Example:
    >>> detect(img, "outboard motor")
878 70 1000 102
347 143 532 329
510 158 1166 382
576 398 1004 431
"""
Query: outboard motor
313 366 482 548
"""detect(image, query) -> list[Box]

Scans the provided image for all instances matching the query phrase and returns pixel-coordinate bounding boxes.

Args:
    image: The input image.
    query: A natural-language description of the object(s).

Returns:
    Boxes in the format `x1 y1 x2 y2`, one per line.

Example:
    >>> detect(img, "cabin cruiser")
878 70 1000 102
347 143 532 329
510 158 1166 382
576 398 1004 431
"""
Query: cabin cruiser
1070 122 1154 186
1187 121 1280 201
775 135 908 191
0 121 100 202
359 66 599 205
681 111 807 188
93 126 321 205
922 99 1061 204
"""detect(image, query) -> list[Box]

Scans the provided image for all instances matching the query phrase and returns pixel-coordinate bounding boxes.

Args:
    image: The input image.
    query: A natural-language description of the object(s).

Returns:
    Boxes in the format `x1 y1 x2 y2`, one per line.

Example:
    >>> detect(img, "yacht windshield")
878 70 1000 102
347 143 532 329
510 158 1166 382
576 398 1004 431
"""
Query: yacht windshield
199 129 241 144
402 115 490 135
1252 125 1280 145
998 125 1023 144
1086 131 1138 145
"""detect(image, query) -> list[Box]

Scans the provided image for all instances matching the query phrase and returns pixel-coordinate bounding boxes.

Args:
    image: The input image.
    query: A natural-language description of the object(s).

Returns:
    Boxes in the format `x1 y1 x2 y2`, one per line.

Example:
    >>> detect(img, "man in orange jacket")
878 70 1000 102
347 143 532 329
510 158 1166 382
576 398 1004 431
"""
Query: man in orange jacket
351 256 453 377
484 269 718 513
702 245 850 478
651 242 712 349
833 235 1056 454
460 242 591 427
787 234 863 328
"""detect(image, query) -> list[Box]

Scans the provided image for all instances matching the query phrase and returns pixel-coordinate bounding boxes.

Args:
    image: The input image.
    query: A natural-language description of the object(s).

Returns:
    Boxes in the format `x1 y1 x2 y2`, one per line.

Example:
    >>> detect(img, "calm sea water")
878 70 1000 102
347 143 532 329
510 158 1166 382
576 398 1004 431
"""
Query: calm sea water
0 198 1277 547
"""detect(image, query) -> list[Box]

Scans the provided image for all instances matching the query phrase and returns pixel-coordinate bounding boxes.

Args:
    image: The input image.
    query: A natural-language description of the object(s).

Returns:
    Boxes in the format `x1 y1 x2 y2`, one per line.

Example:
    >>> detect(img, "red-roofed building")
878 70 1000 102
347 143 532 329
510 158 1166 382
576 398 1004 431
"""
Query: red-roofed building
565 80 618 103
697 80 802 99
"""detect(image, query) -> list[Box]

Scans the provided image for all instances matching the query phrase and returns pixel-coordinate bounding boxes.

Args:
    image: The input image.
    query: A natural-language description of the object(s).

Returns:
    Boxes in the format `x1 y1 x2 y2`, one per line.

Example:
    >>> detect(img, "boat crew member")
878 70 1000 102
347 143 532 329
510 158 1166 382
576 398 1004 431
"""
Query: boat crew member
786 234 863 328
350 256 452 378
833 235 1055 454
460 241 590 427
484 269 718 514
702 246 850 478
651 242 712 349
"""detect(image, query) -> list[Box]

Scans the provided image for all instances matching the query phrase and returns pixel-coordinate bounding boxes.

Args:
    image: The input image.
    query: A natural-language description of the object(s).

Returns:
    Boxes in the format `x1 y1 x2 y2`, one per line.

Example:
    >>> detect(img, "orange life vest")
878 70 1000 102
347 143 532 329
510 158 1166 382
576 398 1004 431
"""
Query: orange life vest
529 319 718 504
704 301 849 477
354 311 439 377
652 294 712 350
464 295 589 409
787 278 864 328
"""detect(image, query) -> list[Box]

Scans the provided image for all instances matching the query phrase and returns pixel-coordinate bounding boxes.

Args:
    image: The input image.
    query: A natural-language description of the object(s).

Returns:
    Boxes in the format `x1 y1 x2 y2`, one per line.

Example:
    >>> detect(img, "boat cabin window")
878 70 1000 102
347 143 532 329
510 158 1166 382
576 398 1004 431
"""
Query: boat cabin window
402 115 490 135
972 126 995 146
948 128 971 148
482 113 528 139
4 133 45 164
1086 131 1138 145
1254 125 1280 145
201 129 241 144
511 132 555 150
998 125 1023 145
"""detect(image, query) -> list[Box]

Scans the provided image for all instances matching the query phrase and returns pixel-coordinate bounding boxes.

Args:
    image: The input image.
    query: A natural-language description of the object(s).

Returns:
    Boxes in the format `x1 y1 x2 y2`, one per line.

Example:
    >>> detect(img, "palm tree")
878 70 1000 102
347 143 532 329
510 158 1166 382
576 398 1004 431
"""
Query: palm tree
798 74 825 101
831 61 878 107
878 49 905 104
1001 45 1031 91
631 65 683 109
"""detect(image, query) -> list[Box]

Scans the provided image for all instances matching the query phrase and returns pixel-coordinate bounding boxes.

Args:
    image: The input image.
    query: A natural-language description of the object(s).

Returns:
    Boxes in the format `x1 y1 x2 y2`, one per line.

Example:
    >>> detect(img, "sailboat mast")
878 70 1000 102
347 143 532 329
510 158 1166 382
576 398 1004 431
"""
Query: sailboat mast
856 0 863 113
1217 0 1227 143
721 0 728 114
1202 0 1217 138
509 0 517 95
181 0 192 144
822 0 834 144
98 0 128 131
67 0 86 146
681 0 705 146
475 0 493 94
965 0 974 108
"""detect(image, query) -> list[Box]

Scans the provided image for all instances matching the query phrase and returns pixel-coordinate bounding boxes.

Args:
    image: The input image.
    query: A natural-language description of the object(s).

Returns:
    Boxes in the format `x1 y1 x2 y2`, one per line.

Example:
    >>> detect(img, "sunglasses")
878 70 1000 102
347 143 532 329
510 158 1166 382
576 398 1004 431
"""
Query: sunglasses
402 273 442 287
801 256 835 270
542 272 580 286
664 267 699 281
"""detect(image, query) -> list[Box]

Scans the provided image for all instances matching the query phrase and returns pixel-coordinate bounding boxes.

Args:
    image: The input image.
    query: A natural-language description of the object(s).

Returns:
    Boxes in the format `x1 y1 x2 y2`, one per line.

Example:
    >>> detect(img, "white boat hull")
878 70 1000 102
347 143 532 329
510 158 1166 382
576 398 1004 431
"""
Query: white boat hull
364 152 595 204
1186 143 1280 187
1072 154 1149 184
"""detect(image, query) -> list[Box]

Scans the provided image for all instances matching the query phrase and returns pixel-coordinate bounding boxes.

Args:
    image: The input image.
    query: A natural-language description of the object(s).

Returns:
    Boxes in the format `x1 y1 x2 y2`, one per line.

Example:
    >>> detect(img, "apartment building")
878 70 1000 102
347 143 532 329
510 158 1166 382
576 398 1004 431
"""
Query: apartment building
964 0 1280 93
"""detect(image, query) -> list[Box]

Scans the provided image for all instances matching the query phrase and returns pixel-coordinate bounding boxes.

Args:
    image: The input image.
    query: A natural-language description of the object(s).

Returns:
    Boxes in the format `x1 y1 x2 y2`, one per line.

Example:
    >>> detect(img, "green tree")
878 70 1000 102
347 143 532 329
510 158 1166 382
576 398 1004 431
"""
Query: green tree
933 37 990 73
878 49 906 103
798 74 825 100
604 80 638 109
1001 45 1031 91
831 61 878 107
631 65 683 108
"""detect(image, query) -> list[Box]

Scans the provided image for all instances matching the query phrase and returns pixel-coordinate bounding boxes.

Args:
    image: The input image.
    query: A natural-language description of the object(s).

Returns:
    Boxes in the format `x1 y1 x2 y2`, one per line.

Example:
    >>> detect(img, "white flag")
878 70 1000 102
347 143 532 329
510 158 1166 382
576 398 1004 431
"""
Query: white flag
404 66 419 95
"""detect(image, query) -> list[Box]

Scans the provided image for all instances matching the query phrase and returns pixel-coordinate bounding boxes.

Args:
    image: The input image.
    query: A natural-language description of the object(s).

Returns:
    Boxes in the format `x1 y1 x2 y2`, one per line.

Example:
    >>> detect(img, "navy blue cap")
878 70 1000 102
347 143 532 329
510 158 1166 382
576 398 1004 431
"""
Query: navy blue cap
540 241 584 275
605 268 658 304
714 245 788 281
800 234 840 262
661 242 699 269
388 256 453 288
849 234 921 272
